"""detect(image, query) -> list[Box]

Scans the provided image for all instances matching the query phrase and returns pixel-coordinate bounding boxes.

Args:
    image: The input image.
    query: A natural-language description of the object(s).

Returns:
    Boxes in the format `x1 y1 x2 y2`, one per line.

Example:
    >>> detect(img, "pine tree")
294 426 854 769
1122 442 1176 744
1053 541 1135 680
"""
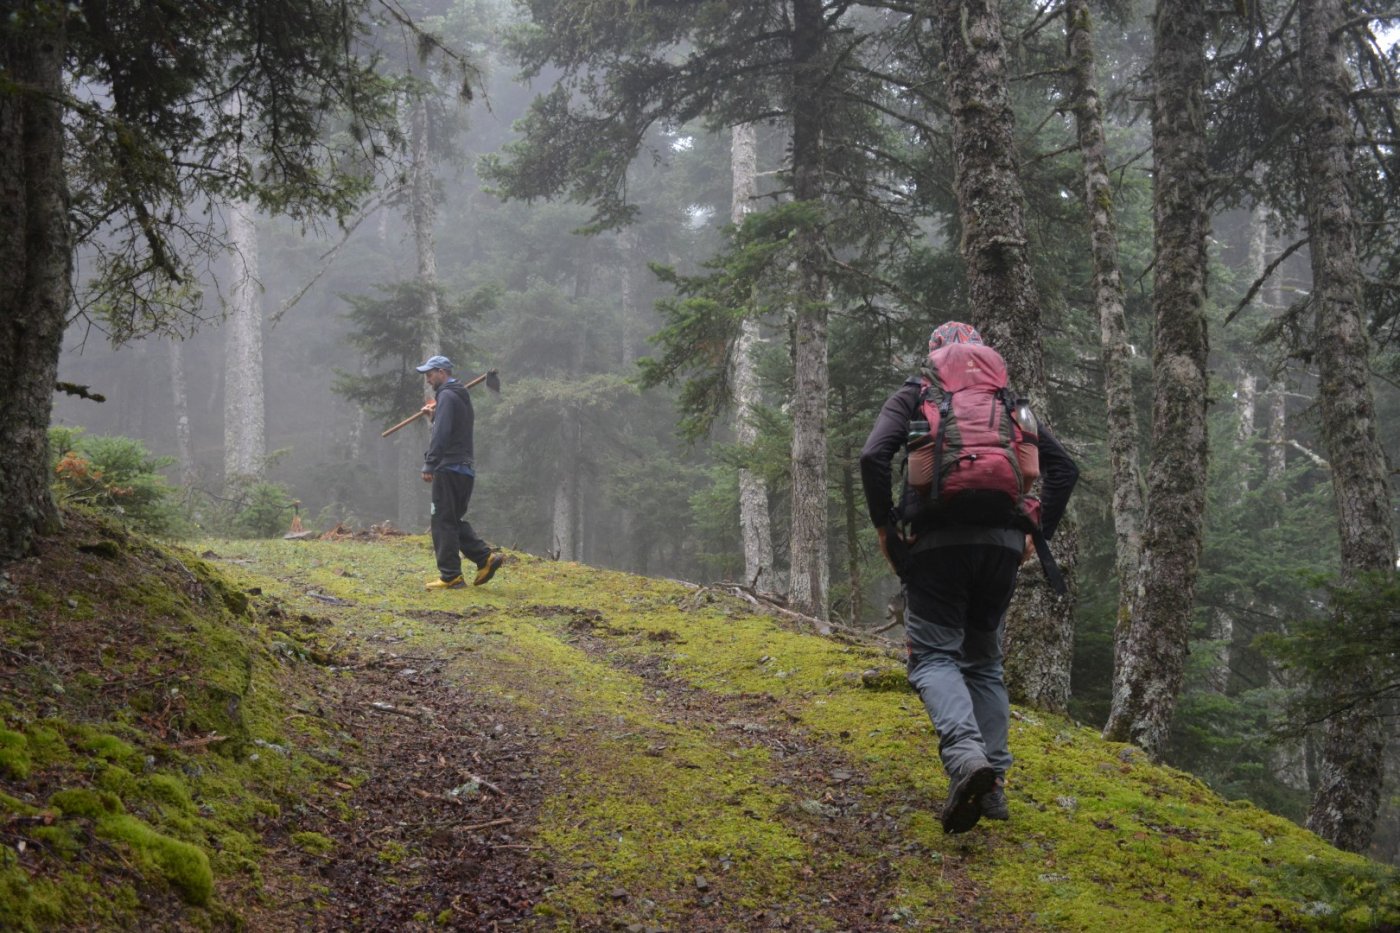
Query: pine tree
0 0 422 560
1104 0 1212 759
1296 0 1397 854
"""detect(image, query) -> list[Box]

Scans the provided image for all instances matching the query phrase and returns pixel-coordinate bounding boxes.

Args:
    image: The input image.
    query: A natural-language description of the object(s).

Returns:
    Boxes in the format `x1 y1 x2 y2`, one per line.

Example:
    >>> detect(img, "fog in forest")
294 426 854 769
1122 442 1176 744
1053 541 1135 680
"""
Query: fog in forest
28 0 1400 864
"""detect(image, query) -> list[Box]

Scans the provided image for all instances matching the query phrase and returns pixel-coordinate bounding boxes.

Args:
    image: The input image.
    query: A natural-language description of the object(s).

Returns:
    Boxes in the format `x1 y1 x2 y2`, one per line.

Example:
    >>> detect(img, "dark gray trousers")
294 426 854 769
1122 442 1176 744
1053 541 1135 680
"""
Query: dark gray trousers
430 471 491 581
904 544 1021 778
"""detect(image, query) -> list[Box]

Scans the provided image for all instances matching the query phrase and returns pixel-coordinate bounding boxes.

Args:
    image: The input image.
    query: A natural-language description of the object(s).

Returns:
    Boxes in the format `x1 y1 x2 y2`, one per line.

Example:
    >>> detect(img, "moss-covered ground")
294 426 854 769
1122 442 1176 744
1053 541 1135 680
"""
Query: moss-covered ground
2 515 1395 930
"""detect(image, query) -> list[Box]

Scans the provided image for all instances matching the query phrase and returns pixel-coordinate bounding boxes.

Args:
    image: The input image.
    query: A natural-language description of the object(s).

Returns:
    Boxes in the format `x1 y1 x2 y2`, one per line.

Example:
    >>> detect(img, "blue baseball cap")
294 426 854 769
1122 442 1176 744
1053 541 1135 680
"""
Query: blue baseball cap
415 355 453 373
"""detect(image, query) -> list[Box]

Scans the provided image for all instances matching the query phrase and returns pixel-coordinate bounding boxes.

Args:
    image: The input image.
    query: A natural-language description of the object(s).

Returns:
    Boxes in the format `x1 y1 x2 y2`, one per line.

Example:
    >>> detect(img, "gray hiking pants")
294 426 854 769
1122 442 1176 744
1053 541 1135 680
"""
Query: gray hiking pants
903 542 1021 779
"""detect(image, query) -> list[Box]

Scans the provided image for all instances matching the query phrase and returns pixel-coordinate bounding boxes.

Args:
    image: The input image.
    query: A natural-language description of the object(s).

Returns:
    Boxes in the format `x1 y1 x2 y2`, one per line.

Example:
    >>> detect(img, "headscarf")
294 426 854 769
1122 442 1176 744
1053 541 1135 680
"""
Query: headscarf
928 321 983 358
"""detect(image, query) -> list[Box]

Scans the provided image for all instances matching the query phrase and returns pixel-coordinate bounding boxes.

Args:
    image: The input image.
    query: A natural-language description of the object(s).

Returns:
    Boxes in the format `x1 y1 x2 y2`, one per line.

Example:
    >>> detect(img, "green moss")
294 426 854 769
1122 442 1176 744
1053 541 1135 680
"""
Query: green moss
29 823 83 859
79 731 141 767
49 788 123 819
25 725 69 767
96 765 139 797
376 840 408 864
291 831 334 855
0 790 38 816
0 729 31 778
184 535 1400 929
0 861 67 931
141 773 195 812
96 813 213 906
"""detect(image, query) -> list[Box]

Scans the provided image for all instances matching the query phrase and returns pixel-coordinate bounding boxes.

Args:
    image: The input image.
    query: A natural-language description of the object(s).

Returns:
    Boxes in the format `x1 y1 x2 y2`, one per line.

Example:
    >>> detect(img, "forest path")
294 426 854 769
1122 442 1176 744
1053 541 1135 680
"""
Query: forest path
206 535 1017 931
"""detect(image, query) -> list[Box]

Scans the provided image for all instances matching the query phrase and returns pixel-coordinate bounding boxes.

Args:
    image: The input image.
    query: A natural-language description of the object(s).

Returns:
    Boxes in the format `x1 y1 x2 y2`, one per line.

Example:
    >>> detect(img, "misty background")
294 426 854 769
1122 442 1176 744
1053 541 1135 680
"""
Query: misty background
42 0 1400 862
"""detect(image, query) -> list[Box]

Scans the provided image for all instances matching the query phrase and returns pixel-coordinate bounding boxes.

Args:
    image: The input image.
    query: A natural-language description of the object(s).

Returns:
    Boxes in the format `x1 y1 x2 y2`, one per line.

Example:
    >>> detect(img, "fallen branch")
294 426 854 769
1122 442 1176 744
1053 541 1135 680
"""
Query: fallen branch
460 772 505 796
460 817 514 832
368 701 433 722
168 733 227 749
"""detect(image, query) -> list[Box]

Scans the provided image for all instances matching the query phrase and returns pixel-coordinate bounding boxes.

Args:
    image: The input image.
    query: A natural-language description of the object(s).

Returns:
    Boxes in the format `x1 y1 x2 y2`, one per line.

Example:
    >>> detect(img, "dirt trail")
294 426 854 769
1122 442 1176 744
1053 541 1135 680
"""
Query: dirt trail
208 541 1019 931
247 651 549 930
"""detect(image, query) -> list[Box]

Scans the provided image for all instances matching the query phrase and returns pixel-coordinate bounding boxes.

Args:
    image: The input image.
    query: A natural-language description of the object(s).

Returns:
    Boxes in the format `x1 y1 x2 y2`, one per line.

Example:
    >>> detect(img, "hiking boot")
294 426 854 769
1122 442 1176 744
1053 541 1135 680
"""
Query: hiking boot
980 776 1009 821
473 552 504 586
426 575 465 590
940 759 998 834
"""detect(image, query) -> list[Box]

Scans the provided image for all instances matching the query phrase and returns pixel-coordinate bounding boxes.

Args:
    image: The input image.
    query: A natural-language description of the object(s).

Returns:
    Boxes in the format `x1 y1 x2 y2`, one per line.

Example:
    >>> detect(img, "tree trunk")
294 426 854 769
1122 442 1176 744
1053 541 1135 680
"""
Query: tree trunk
618 227 637 369
552 423 579 561
1068 0 1145 688
1103 0 1210 759
410 90 442 354
1265 381 1286 486
786 0 830 624
223 191 266 484
0 18 70 560
1298 0 1396 854
345 353 371 463
168 339 195 485
934 0 1073 710
731 121 778 592
397 432 427 531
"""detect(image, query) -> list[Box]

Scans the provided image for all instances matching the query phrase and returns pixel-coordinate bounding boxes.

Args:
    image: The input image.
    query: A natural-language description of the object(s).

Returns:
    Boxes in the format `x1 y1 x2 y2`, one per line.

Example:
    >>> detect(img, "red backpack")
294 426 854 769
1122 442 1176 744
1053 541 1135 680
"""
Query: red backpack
902 342 1042 532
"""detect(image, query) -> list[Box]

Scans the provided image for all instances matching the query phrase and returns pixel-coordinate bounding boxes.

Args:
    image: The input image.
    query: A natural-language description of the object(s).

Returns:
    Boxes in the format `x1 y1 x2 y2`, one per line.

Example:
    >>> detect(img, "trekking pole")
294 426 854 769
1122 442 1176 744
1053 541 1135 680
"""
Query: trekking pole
380 369 500 438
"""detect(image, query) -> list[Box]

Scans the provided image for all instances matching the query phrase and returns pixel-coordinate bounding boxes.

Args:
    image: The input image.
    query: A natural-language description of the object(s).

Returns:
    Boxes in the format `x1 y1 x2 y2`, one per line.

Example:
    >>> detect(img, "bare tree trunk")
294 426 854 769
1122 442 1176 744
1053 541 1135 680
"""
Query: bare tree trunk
168 339 194 485
1103 0 1210 758
552 421 579 561
1265 381 1286 485
618 227 637 369
0 17 70 560
1236 373 1257 473
841 438 864 626
345 353 371 462
1069 0 1145 687
1298 0 1396 854
397 431 426 530
731 121 778 592
787 0 830 625
934 0 1073 710
223 191 266 485
410 91 442 354
389 90 443 534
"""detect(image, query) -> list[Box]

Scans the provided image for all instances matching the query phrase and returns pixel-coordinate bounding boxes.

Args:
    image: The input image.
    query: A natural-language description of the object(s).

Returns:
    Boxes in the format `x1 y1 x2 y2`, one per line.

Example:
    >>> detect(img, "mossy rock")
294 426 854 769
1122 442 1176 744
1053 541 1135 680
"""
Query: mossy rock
96 813 213 906
49 788 124 820
78 730 142 769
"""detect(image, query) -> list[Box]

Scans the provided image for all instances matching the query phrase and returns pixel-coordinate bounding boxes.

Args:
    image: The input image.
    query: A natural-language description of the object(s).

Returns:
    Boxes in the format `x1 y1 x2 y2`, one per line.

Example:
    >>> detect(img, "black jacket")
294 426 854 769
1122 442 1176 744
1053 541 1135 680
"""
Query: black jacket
858 378 1078 540
423 379 475 473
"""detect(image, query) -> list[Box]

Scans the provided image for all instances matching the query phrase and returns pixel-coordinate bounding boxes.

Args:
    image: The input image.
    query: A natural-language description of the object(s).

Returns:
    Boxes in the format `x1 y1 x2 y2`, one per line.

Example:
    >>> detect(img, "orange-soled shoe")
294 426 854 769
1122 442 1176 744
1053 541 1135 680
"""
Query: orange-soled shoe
426 575 465 590
473 553 504 586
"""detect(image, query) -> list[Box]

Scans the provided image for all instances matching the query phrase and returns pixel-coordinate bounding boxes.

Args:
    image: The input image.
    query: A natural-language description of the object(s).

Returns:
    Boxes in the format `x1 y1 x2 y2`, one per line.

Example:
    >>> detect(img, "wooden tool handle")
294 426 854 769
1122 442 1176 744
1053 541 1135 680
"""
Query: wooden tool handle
380 369 496 438
380 409 427 438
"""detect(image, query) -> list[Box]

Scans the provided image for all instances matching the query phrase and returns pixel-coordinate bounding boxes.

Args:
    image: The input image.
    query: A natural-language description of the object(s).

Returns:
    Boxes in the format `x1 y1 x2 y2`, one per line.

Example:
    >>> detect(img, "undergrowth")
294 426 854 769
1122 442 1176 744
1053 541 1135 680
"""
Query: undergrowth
2 514 1395 930
0 509 344 929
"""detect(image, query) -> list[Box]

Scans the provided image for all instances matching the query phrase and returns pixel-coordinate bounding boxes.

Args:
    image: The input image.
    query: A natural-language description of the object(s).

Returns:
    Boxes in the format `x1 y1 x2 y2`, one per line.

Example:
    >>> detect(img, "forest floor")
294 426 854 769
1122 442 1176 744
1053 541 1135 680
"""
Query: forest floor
217 540 1008 931
2 516 1396 930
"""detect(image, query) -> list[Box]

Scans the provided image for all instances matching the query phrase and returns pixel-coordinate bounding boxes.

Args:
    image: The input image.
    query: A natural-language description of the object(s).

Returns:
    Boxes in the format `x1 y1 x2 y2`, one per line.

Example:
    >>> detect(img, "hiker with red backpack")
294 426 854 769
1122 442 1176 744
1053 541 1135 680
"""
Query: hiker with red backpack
859 322 1078 834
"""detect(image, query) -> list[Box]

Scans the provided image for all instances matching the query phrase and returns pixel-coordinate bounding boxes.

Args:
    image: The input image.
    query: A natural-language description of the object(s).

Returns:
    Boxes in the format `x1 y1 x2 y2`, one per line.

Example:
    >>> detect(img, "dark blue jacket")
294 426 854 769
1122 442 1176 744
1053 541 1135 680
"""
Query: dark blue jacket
423 379 474 473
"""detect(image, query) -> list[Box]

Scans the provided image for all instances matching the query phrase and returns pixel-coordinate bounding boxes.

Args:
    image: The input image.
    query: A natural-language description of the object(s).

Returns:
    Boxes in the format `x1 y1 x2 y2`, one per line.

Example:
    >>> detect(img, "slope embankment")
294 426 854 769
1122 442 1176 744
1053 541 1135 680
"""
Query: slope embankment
1 516 1395 929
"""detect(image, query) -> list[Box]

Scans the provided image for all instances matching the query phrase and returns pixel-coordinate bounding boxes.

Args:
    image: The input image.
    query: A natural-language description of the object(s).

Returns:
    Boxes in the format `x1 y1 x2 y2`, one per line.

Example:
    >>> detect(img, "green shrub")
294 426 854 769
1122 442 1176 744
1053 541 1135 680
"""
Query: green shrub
48 428 187 537
232 482 295 538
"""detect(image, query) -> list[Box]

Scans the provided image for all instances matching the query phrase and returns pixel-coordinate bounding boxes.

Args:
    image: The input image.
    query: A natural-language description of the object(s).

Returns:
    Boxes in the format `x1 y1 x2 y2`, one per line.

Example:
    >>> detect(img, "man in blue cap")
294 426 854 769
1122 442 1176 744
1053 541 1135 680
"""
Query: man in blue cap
415 355 504 590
